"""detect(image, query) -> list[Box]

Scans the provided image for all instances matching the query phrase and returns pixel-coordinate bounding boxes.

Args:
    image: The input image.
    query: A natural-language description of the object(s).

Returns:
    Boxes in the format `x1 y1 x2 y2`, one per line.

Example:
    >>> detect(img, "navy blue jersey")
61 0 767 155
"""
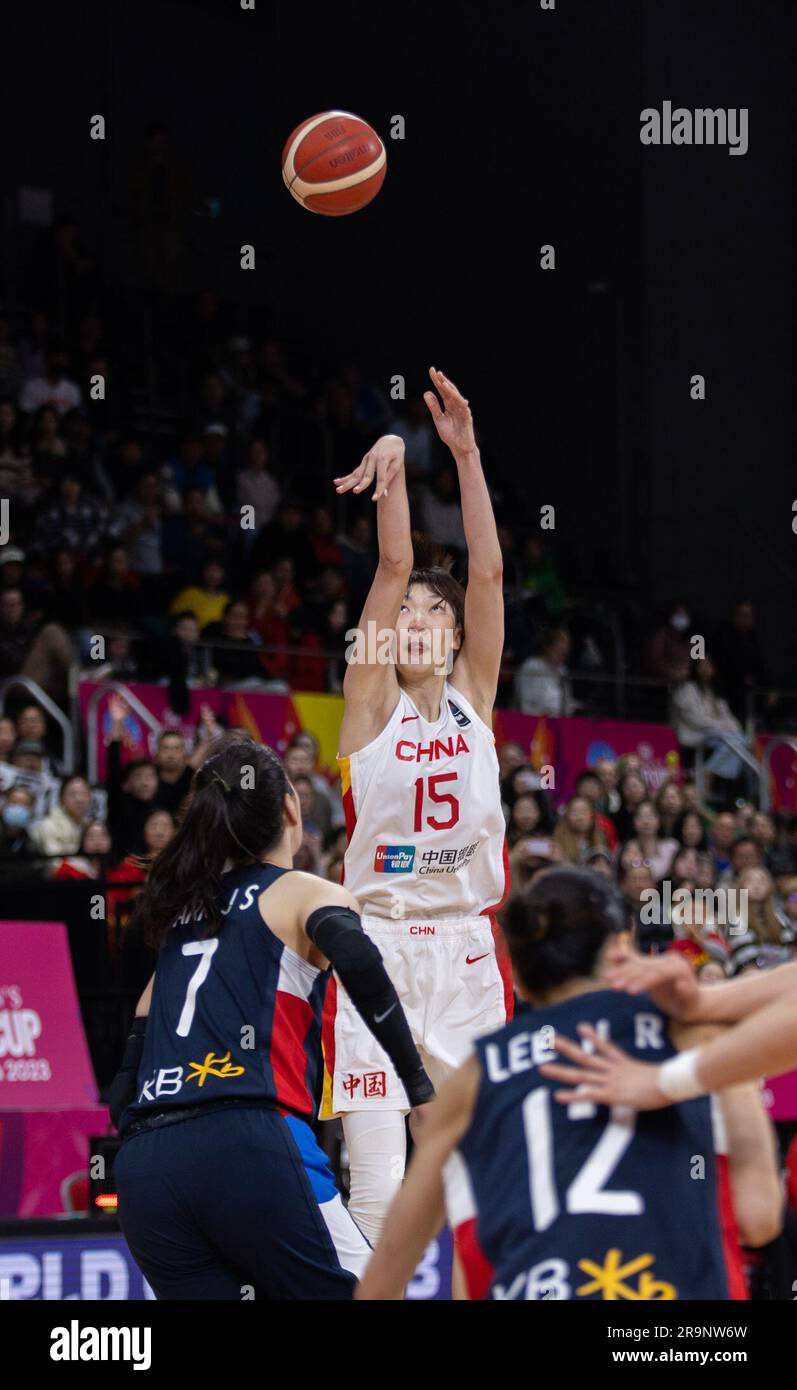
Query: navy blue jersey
446 990 731 1301
122 864 330 1129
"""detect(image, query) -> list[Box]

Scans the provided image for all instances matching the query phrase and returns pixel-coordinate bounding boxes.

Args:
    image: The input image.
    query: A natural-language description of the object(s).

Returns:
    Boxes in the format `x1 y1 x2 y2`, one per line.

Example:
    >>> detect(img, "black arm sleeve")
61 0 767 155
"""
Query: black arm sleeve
108 1016 147 1131
306 906 434 1106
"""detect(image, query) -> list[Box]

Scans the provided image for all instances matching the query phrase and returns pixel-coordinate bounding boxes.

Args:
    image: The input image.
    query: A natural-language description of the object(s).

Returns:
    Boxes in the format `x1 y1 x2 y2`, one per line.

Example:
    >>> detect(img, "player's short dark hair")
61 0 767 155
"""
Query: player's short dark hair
502 866 626 995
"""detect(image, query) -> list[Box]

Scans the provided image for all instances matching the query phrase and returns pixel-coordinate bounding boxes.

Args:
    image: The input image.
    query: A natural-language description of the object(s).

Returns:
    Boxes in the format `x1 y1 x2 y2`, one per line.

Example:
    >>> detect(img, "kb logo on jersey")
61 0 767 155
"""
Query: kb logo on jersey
374 845 415 873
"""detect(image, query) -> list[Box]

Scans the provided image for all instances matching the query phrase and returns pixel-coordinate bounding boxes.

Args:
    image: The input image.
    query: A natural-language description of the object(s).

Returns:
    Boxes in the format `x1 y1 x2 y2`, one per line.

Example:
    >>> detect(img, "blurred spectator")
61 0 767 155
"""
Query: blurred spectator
247 571 291 682
654 779 685 837
552 795 607 866
515 627 575 716
520 536 566 619
645 602 693 684
0 716 16 761
622 800 679 881
106 693 162 855
574 769 618 850
30 404 66 485
586 847 614 879
0 399 36 501
612 769 649 843
116 471 165 575
507 790 551 848
729 867 796 965
163 486 228 573
19 347 82 416
672 808 709 852
52 819 112 881
34 473 111 560
204 599 263 685
620 863 664 952
162 432 223 515
593 756 621 814
390 398 436 480
713 600 777 725
235 439 280 531
338 515 377 613
708 811 738 875
671 657 750 788
251 501 314 586
31 775 92 856
0 318 20 395
170 557 230 629
417 465 466 554
88 546 141 625
0 587 73 701
718 835 763 890
0 785 40 870
767 812 797 879
497 740 527 784
154 731 192 816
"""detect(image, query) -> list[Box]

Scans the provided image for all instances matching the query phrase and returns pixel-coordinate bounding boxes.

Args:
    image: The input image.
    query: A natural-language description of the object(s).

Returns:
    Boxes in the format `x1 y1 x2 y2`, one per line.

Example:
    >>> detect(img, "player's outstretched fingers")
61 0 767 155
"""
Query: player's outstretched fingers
352 456 376 494
423 388 443 423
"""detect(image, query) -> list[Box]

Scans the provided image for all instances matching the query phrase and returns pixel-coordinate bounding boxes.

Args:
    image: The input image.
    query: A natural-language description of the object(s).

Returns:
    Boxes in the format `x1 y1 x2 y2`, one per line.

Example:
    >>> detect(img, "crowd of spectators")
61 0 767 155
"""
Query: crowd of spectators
498 741 797 984
0 234 792 994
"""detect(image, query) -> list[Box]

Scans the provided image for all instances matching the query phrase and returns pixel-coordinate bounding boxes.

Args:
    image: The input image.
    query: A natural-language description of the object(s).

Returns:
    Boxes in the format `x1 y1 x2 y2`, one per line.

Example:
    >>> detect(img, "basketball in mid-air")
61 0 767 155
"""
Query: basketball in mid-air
281 111 386 216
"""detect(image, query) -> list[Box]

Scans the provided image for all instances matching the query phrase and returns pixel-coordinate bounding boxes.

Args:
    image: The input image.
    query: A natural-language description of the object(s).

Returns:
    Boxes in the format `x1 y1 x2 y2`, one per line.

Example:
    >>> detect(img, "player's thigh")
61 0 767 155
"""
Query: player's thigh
196 1109 362 1299
116 1129 247 1301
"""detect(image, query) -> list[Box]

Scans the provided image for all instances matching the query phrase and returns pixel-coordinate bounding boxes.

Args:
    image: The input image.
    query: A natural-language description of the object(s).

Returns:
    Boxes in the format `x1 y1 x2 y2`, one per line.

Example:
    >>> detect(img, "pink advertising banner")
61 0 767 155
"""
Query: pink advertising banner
79 681 302 783
0 921 108 1216
492 709 681 804
0 921 100 1109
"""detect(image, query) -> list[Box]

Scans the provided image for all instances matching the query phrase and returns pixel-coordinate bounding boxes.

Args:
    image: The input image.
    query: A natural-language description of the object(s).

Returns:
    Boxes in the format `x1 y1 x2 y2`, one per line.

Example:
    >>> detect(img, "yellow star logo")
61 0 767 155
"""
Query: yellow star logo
186 1051 246 1087
576 1248 677 1301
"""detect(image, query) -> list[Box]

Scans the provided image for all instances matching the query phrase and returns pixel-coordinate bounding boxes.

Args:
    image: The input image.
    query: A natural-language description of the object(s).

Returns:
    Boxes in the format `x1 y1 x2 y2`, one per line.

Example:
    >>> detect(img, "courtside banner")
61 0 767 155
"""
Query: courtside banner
0 921 108 1218
0 921 99 1109
0 1229 452 1300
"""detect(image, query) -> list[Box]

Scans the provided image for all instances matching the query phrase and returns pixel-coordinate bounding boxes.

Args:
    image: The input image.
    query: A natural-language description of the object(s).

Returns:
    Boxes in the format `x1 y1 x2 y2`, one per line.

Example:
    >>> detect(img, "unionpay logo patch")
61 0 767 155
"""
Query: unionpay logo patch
374 845 415 873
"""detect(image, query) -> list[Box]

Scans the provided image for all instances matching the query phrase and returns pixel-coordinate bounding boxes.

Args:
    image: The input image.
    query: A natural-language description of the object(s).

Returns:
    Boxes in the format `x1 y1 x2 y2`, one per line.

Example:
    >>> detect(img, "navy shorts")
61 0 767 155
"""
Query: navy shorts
115 1104 371 1300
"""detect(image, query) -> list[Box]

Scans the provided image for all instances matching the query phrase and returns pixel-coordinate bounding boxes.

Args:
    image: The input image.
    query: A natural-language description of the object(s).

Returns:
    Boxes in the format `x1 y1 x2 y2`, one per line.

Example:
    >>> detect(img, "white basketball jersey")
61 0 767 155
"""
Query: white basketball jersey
339 683 508 918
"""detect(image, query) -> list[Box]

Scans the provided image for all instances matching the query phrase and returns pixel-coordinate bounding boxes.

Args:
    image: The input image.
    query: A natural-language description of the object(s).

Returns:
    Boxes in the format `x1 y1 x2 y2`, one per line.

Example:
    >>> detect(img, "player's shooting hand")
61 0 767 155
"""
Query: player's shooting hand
539 1025 671 1111
334 435 405 502
604 949 701 1022
424 367 477 457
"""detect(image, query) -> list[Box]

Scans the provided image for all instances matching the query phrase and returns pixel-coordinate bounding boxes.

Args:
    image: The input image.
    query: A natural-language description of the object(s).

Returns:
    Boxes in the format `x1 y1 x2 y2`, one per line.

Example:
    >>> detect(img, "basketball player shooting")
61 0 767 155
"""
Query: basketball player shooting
322 367 512 1250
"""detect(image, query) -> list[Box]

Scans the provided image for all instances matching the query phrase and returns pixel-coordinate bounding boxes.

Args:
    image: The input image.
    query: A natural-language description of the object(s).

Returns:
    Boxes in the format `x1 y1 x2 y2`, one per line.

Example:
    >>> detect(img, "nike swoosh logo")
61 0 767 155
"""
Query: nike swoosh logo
465 953 489 965
374 1002 397 1024
401 715 420 723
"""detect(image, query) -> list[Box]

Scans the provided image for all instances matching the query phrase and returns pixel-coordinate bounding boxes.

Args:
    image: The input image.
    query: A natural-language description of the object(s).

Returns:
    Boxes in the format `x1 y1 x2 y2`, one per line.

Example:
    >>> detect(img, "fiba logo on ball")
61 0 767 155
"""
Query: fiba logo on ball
281 110 386 216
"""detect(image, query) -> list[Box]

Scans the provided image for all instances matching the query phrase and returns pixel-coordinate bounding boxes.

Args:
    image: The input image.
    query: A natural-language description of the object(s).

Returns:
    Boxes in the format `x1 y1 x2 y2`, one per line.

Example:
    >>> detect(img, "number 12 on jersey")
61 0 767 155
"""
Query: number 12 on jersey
413 773 460 832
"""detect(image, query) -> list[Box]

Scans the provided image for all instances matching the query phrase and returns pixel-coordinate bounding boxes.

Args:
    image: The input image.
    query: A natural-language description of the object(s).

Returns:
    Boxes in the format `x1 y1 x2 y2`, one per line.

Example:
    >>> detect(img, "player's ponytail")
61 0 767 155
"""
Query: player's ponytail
502 866 626 996
131 737 292 948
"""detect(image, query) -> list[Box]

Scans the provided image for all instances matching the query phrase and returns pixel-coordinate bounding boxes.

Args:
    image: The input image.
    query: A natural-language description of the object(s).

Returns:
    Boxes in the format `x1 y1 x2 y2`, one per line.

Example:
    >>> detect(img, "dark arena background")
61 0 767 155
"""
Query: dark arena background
1 0 797 1352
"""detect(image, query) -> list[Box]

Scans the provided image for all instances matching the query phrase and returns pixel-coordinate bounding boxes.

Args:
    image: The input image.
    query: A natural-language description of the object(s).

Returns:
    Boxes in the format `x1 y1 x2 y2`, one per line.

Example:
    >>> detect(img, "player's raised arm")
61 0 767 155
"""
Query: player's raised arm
355 1057 479 1300
334 435 413 752
424 368 503 722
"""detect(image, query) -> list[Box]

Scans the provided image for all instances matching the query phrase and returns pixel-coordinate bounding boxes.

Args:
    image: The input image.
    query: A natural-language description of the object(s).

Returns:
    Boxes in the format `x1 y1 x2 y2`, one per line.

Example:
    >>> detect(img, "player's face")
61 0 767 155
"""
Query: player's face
395 584 460 676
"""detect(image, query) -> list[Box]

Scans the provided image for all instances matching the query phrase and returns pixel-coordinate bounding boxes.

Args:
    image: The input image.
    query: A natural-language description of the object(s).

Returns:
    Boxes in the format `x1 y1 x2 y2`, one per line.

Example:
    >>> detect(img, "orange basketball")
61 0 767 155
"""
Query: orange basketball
281 111 386 216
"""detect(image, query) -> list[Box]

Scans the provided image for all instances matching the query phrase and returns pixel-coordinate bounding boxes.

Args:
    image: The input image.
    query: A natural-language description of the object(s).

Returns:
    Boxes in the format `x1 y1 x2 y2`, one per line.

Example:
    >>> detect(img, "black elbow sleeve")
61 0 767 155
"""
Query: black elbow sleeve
306 906 434 1105
108 1016 147 1131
